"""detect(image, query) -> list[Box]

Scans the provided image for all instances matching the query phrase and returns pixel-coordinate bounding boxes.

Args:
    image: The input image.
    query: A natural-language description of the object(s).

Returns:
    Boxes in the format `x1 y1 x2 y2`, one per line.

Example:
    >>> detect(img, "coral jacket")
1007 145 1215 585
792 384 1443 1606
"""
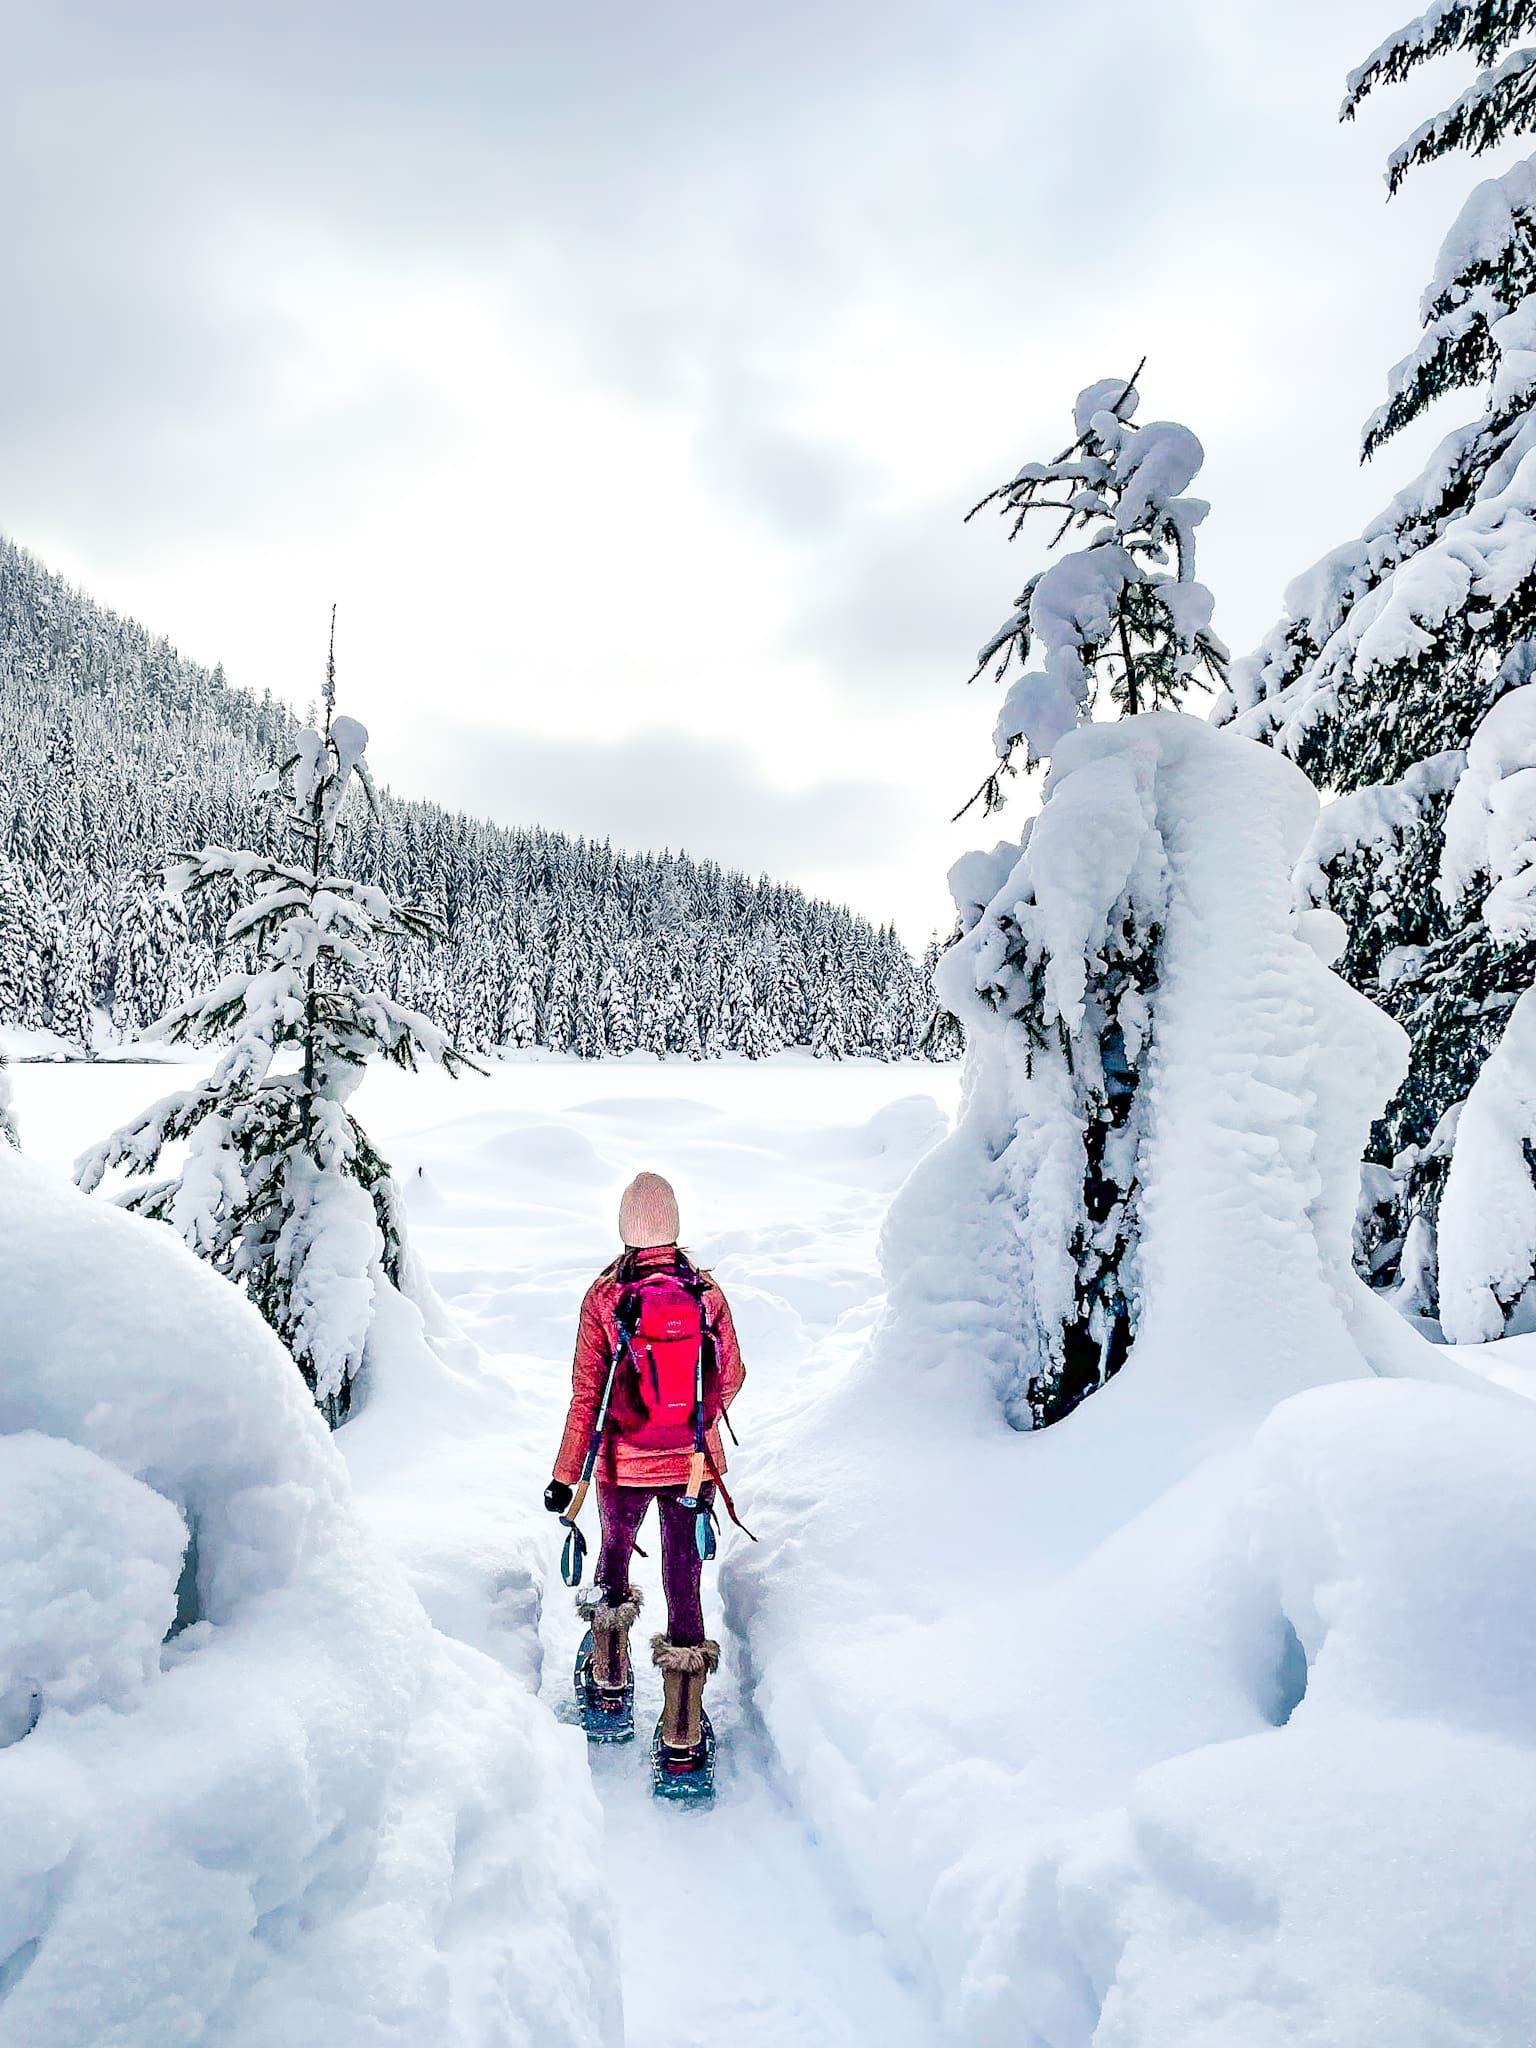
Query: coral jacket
552 1246 746 1489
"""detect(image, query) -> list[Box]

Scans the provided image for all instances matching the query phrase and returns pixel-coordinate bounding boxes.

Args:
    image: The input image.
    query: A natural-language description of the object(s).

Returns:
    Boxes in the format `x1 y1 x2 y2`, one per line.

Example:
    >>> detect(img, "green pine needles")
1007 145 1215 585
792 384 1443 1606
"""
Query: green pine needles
1224 1 1536 1329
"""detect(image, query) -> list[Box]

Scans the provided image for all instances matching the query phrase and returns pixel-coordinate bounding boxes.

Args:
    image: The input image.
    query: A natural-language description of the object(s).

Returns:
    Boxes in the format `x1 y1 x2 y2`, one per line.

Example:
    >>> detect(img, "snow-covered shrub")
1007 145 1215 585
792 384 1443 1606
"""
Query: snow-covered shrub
1223 6 1536 1313
0 1144 617 2047
77 649 471 1425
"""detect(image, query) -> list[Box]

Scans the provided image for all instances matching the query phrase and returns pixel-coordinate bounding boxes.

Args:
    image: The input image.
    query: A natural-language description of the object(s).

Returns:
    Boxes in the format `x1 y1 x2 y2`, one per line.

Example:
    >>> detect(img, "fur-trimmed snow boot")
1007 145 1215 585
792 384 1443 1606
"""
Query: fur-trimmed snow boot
650 1634 720 1801
574 1587 642 1742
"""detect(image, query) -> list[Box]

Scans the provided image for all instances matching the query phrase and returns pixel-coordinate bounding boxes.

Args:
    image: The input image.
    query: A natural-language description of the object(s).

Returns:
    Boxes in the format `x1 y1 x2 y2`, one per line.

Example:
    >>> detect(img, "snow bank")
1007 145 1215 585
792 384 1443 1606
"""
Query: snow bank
916 713 1415 1441
724 716 1535 2043
0 1147 617 2048
955 1379 1536 2048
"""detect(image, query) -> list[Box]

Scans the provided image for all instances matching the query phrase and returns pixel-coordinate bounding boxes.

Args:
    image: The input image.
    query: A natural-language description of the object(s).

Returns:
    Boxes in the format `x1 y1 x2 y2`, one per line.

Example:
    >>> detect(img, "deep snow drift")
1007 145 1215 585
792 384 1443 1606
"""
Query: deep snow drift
723 721 1536 2047
0 1142 618 2048
7 1003 1535 2045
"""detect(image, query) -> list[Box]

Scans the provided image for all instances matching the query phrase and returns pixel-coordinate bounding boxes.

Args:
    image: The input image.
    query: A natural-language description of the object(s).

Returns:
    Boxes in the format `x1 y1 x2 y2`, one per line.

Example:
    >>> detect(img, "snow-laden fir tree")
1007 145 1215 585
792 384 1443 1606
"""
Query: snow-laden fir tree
0 1052 15 1147
45 916 93 1051
503 963 538 1049
76 623 472 1425
1221 2 1536 1329
961 368 1227 817
600 959 637 1056
919 934 966 1061
810 970 847 1060
948 373 1226 1424
0 857 31 1023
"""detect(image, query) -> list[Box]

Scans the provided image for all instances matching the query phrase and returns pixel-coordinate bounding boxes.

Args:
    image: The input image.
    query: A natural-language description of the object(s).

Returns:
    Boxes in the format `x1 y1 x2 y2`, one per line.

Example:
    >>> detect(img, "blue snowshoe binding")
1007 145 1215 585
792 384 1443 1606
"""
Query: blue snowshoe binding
651 1708 716 1802
651 1637 720 1803
573 1591 641 1745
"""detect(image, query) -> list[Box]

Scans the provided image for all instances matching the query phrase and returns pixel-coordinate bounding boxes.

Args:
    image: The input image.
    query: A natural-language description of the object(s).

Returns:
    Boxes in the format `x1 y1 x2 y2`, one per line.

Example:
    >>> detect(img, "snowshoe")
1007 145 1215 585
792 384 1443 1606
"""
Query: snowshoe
651 1709 716 1802
573 1628 635 1744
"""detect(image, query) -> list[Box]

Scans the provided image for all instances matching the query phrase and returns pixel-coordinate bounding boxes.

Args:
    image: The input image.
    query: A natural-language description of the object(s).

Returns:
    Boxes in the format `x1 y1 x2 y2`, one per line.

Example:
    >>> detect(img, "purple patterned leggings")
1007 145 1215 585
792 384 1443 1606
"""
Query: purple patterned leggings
597 1482 713 1647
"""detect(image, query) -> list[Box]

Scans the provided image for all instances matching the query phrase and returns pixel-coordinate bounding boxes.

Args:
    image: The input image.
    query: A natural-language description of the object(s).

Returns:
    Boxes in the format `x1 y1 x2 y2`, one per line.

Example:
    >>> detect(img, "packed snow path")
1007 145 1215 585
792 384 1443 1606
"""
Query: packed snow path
13 1054 956 2046
374 1059 954 2048
545 1587 936 2048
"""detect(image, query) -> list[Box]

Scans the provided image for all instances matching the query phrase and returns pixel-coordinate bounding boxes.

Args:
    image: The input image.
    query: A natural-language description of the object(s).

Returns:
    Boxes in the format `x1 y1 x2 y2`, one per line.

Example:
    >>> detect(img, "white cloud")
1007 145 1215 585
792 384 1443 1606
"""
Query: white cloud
0 0 1517 937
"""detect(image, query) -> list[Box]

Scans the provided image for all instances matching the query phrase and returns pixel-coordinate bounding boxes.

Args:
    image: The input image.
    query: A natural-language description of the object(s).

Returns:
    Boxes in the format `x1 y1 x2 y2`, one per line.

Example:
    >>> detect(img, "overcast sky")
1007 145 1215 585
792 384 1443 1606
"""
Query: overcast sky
0 1 1503 937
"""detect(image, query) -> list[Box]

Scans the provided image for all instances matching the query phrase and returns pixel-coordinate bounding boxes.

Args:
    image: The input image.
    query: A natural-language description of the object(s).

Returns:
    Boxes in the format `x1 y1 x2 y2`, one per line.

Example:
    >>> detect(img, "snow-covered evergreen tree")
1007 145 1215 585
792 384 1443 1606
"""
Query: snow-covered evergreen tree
0 857 30 1023
44 916 94 1051
810 965 847 1060
663 951 705 1060
0 1052 16 1147
919 934 966 1061
948 374 1224 1423
503 961 538 1049
1221 3 1536 1324
962 371 1227 817
76 627 472 1425
720 953 765 1058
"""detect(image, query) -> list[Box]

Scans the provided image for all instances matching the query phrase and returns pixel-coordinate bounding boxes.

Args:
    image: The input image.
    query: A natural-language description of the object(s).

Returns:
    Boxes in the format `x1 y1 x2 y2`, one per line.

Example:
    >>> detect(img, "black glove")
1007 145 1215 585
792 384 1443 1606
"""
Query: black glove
544 1479 574 1516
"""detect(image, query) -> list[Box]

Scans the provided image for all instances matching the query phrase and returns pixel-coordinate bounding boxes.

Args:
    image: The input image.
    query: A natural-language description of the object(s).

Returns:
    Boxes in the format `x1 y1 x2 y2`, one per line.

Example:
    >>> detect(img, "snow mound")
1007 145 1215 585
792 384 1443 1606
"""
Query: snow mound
918 713 1417 1443
728 1326 1536 2048
724 716 1534 2043
0 1434 184 1736
0 1149 617 2048
958 1381 1536 2048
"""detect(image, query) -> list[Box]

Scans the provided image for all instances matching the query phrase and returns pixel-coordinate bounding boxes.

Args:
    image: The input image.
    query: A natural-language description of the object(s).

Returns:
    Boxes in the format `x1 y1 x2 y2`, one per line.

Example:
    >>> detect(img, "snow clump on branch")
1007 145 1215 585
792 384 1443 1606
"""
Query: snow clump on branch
966 373 1226 804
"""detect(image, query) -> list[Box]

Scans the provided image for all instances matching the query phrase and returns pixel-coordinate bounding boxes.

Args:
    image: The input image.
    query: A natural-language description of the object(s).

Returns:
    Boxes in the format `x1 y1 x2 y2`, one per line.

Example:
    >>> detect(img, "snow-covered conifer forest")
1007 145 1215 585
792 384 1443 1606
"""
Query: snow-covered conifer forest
5 4 1536 2047
0 536 942 1065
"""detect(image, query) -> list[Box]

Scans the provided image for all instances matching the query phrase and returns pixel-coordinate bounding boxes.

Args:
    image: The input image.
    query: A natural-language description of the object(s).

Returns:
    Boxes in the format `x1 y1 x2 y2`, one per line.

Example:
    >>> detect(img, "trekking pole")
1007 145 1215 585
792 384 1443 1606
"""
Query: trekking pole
681 1339 717 1563
560 1350 621 1588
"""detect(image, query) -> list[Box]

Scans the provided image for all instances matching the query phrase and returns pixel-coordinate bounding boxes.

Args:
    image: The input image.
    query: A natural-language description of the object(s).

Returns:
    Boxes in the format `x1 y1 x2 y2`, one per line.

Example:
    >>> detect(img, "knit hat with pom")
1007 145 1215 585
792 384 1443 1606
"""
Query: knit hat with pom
619 1172 680 1249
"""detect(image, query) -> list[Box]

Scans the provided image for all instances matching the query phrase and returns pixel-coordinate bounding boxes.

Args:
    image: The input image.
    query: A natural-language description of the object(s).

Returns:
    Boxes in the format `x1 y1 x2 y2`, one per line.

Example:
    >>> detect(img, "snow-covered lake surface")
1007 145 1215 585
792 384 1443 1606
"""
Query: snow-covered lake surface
9 1051 962 2048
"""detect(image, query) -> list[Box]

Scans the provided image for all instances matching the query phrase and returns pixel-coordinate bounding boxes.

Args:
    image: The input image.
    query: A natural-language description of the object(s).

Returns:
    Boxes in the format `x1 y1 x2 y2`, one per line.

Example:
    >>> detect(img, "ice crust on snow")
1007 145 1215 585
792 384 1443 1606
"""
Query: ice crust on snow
0 1147 617 2048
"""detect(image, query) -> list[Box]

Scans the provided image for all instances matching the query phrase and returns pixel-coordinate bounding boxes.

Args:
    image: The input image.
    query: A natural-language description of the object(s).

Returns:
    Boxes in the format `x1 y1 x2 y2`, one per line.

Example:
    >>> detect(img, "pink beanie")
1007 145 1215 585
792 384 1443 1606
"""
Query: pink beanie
619 1172 680 1249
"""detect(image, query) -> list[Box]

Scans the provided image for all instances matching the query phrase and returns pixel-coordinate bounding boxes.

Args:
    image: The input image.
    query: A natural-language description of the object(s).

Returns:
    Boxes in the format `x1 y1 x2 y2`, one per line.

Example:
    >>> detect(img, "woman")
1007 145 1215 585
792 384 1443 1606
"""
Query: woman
544 1171 745 1785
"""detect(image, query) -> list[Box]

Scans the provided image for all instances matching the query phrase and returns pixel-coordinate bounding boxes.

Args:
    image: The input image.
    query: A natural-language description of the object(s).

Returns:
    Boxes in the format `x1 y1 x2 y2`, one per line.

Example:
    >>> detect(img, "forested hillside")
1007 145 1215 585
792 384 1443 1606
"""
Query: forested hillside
0 537 946 1060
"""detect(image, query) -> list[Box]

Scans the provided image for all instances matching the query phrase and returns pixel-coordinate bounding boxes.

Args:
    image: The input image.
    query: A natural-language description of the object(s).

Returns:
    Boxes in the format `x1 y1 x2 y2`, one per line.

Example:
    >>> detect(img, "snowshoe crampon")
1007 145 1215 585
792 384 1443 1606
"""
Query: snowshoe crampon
651 1709 716 1803
573 1629 635 1744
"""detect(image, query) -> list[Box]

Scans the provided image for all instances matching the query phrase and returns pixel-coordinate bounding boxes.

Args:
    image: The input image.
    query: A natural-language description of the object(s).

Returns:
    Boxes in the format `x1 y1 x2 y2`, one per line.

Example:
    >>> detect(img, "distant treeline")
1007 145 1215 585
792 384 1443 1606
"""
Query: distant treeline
0 537 960 1060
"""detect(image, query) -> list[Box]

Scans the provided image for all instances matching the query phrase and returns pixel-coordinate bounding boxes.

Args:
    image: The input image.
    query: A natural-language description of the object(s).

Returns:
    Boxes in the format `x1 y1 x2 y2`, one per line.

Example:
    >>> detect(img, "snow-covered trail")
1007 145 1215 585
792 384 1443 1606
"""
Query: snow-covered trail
374 1057 956 2048
540 1499 936 2048
9 1050 959 2045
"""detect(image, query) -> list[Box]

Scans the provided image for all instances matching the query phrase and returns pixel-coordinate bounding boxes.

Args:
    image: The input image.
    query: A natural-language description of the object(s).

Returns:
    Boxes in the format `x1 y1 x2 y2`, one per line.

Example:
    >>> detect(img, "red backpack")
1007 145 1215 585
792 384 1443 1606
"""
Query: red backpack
608 1256 720 1450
